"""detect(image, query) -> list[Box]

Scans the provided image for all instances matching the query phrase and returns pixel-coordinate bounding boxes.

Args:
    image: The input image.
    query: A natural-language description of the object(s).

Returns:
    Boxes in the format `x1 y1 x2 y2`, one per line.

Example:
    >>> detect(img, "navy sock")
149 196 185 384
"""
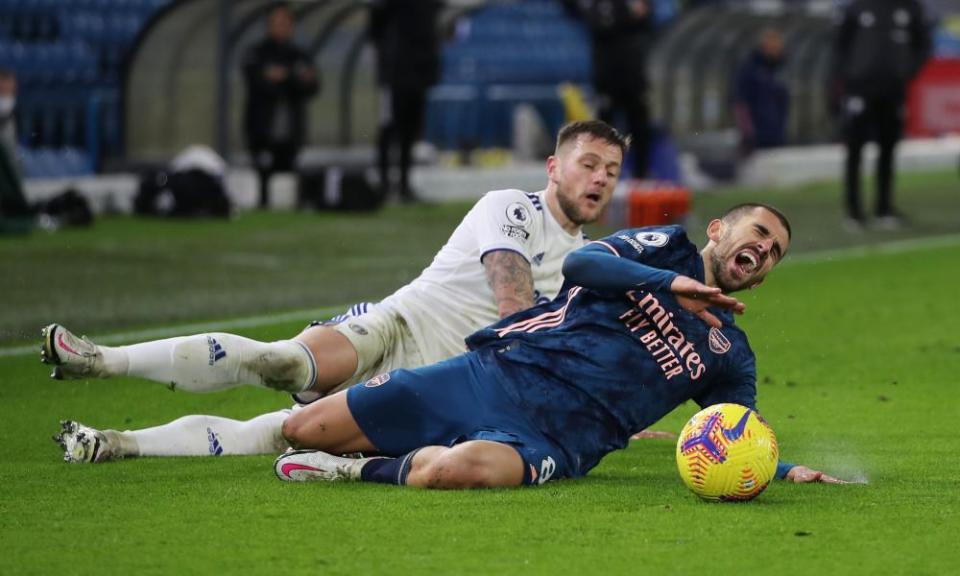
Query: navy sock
360 449 422 485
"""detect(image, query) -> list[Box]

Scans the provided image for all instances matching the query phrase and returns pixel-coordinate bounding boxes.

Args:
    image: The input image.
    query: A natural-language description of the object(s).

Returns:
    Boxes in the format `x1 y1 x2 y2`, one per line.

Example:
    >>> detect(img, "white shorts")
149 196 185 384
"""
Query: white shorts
328 304 426 394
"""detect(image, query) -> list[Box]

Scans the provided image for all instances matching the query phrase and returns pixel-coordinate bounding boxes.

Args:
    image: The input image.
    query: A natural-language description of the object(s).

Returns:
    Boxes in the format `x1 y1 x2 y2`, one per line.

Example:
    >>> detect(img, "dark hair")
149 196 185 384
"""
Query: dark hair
721 203 792 240
268 2 293 16
556 120 631 160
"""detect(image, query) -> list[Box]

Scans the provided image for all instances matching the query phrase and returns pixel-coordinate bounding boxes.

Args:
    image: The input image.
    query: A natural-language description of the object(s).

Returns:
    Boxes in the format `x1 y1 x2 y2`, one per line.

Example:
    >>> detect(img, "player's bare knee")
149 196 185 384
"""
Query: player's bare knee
294 327 358 391
280 411 313 448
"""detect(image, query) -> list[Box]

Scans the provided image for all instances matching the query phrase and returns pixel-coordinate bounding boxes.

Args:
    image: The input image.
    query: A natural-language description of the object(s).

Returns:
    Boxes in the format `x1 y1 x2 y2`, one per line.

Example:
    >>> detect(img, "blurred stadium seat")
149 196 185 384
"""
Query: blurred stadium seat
3 0 956 178
425 0 591 151
0 0 170 178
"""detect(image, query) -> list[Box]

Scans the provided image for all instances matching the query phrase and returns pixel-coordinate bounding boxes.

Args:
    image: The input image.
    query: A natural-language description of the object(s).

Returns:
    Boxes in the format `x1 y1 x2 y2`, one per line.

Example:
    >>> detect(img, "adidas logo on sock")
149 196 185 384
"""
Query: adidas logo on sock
206 427 223 456
206 336 227 366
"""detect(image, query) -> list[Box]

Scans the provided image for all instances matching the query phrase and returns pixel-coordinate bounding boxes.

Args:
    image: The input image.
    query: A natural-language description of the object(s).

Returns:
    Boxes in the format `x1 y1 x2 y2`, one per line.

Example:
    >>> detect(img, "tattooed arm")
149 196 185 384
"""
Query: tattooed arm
482 250 535 318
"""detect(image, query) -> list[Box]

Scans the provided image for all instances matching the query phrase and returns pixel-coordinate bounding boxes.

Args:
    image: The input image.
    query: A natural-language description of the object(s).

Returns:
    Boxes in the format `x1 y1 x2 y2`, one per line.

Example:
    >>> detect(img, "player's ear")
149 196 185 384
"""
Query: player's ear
706 218 724 242
546 155 558 179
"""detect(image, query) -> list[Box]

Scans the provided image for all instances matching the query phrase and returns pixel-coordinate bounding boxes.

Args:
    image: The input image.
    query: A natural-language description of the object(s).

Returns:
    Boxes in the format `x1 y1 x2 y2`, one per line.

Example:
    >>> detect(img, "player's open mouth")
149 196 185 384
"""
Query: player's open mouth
585 192 602 204
734 249 759 276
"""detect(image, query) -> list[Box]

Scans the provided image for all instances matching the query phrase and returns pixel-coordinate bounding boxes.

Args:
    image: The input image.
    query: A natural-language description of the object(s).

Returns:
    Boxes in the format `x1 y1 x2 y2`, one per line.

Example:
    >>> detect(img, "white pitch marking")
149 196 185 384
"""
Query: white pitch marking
3 233 960 359
782 233 960 266
0 306 343 358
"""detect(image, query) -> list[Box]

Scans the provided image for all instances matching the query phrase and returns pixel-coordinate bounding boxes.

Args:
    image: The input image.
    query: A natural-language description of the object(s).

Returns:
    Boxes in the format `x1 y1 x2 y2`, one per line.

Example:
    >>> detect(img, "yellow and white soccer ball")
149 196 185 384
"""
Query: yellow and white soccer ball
675 403 779 501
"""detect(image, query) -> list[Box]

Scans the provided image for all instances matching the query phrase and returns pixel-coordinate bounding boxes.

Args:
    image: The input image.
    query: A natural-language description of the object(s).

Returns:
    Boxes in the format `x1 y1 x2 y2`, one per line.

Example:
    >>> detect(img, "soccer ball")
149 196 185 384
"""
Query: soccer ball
675 403 779 502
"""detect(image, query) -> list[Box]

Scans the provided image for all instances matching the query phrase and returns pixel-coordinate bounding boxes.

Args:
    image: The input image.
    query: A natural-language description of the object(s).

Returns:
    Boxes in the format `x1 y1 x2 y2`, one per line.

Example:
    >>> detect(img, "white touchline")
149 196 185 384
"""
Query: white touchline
3 233 960 359
0 306 344 358
782 233 960 266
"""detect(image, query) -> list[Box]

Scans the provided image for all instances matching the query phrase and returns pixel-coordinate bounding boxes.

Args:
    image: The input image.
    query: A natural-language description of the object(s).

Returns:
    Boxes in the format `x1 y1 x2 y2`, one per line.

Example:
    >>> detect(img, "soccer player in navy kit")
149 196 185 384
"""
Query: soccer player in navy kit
276 203 843 487
47 121 635 464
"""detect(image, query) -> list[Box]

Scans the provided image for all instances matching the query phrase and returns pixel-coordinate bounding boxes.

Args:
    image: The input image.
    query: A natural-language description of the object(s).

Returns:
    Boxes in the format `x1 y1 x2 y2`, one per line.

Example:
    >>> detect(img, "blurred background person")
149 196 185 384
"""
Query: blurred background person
563 0 653 179
242 2 319 209
834 0 931 231
0 68 31 234
734 28 790 155
0 69 17 161
370 0 443 204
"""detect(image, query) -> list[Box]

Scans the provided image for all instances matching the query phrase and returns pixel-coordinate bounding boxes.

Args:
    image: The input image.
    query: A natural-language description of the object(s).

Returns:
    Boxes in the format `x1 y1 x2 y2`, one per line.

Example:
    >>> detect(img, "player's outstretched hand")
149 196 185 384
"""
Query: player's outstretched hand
785 465 851 484
670 275 745 329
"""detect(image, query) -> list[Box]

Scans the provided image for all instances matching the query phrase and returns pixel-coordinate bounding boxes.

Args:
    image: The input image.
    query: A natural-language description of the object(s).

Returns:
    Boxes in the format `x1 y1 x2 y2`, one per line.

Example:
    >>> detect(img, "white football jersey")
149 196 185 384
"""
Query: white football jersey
382 188 587 364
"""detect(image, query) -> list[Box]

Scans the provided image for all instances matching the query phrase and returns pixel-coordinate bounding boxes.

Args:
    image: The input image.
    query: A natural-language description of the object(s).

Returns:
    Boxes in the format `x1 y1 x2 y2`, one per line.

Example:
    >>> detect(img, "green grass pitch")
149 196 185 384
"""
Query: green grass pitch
1 170 959 574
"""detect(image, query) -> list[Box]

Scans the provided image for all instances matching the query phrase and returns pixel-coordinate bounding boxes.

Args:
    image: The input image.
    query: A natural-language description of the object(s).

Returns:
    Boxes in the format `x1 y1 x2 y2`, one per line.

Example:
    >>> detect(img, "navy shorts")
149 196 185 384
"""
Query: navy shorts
346 353 568 485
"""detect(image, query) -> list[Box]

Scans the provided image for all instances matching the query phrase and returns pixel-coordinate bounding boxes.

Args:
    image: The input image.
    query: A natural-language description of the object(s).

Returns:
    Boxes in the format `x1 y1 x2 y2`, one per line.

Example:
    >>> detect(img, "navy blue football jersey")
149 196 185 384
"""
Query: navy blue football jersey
465 226 758 477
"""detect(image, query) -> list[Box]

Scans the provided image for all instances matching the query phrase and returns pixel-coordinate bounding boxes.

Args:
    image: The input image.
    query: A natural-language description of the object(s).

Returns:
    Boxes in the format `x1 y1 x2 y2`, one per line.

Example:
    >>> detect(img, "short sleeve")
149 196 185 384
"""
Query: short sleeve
589 226 691 267
473 190 540 263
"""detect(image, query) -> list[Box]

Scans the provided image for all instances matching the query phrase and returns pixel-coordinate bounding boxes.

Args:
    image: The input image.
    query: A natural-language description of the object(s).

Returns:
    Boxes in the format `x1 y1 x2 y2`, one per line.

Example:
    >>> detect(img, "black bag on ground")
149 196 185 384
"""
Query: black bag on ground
298 167 384 211
36 188 93 228
135 168 231 218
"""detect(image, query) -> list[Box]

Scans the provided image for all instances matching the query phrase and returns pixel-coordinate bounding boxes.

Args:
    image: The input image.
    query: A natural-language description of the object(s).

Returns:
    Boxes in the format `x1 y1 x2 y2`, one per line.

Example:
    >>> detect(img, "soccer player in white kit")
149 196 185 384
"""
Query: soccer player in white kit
43 120 628 462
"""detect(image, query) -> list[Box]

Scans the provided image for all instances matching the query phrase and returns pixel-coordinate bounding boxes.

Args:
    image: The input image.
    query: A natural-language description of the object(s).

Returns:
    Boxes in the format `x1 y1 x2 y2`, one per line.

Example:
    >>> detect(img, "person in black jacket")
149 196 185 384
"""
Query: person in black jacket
563 0 652 178
243 3 319 209
0 69 17 163
835 0 930 230
734 28 790 154
370 0 442 203
0 69 32 235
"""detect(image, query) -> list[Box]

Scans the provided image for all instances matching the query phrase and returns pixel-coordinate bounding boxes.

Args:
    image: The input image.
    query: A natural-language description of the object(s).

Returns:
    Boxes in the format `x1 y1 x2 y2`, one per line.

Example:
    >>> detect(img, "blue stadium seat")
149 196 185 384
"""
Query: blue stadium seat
89 0 114 13
17 146 40 177
425 85 483 150
934 27 960 58
9 42 37 85
17 145 94 179
36 147 59 178
429 0 592 149
70 40 98 85
80 13 106 43
1 0 170 169
61 146 93 175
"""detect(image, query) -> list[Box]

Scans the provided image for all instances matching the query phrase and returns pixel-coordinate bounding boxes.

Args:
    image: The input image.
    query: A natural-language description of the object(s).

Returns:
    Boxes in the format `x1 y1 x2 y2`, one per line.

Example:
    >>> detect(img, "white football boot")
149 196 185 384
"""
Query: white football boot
40 324 109 380
53 420 116 463
274 449 368 482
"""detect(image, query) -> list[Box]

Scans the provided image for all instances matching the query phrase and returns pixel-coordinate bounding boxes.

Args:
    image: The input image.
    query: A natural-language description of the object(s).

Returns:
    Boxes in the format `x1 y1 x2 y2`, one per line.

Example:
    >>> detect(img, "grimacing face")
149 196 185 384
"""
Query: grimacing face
550 134 622 226
708 207 790 293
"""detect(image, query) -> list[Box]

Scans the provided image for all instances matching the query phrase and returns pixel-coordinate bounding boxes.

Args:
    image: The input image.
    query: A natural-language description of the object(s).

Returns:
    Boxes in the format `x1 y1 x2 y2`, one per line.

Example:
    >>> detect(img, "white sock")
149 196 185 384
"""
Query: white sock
99 345 130 375
120 411 290 457
115 333 315 393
